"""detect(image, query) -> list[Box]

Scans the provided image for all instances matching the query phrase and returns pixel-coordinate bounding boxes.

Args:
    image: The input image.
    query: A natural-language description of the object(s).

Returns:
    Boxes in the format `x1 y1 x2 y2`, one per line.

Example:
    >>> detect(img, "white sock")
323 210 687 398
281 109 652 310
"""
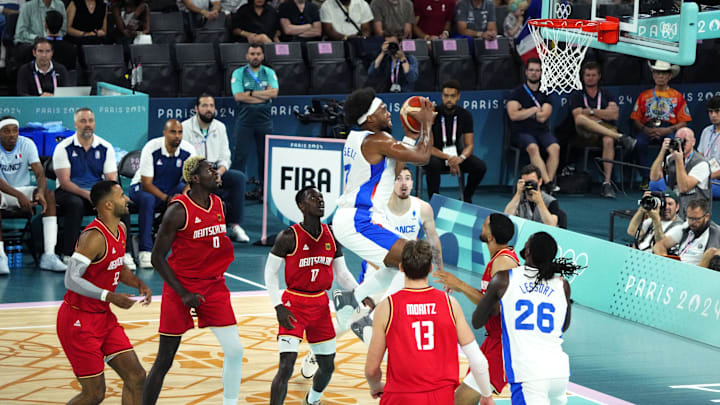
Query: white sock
308 388 323 403
353 266 398 304
211 326 244 404
42 217 58 255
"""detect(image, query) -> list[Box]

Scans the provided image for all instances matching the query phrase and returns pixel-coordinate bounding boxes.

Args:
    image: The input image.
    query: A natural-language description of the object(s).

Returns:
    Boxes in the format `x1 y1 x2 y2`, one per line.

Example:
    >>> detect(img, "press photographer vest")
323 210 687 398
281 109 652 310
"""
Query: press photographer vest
515 191 556 223
667 152 712 219
677 221 720 261
637 218 683 252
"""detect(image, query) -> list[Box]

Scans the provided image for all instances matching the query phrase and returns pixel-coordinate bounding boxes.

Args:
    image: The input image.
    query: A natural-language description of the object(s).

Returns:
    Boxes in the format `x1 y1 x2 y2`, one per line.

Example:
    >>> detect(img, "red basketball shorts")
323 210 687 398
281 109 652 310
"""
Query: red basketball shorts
56 302 133 378
159 277 236 335
278 290 335 344
481 333 507 393
380 385 455 405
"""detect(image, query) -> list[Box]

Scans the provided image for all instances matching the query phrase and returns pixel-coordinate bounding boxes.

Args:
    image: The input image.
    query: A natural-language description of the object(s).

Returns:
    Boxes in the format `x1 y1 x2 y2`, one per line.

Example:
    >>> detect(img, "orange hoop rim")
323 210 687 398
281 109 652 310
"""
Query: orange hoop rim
528 17 619 34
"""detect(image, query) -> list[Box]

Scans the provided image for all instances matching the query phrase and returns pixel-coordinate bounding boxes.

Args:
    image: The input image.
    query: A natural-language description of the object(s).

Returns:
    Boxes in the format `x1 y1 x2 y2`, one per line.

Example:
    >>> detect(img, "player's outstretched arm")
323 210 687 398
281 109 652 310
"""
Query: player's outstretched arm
420 200 444 272
151 202 203 308
451 296 495 403
370 97 435 165
267 228 297 329
365 298 390 399
330 240 359 290
562 278 572 332
472 271 509 329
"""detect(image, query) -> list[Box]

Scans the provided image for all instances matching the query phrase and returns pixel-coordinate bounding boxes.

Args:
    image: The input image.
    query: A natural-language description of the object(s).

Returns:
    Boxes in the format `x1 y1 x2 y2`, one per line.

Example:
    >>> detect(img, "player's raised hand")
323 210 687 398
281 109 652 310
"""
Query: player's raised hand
408 96 436 128
433 269 462 291
275 304 297 330
182 292 205 309
107 291 136 309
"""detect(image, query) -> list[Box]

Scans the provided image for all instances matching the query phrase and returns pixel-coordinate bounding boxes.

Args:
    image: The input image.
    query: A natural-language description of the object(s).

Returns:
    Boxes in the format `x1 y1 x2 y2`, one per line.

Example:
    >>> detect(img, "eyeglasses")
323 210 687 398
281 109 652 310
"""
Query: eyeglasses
687 215 707 222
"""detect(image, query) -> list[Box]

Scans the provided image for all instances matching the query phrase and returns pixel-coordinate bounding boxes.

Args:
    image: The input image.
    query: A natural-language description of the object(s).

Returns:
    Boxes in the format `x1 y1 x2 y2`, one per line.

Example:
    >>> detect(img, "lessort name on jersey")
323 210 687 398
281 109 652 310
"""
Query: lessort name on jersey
519 281 556 297
406 303 437 315
298 256 333 267
193 224 227 239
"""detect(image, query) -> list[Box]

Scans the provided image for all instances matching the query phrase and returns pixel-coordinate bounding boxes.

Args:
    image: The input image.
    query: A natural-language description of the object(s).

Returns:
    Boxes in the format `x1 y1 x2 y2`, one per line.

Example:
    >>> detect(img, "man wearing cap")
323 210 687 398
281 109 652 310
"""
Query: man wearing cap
631 60 692 188
0 116 67 273
626 191 683 253
648 127 711 219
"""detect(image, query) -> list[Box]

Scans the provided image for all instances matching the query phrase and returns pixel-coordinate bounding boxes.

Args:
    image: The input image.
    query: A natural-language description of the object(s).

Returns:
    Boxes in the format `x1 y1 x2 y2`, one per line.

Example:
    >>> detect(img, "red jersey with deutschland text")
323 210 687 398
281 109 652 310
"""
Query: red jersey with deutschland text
284 223 336 292
63 218 127 313
481 247 519 336
168 193 234 280
385 287 459 394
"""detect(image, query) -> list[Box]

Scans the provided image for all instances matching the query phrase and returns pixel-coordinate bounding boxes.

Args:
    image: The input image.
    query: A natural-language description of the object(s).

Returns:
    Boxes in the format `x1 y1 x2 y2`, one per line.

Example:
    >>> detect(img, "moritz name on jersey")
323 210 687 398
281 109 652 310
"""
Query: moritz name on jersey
192 224 227 239
405 303 437 315
298 256 333 268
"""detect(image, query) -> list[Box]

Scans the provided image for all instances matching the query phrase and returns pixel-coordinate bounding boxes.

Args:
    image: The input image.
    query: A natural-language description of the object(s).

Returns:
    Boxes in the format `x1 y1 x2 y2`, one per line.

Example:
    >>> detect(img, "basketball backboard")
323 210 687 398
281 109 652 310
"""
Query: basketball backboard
538 0 720 65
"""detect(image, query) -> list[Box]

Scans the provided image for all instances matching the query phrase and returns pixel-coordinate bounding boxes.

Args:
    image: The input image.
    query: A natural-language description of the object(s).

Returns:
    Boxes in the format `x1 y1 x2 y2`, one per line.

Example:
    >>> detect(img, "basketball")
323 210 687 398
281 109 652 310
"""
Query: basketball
399 96 431 133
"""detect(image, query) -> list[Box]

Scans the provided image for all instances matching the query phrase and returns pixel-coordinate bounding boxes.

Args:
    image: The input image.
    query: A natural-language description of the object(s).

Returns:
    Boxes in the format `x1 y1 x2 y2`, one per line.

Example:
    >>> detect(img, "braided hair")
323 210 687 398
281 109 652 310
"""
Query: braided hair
523 232 584 286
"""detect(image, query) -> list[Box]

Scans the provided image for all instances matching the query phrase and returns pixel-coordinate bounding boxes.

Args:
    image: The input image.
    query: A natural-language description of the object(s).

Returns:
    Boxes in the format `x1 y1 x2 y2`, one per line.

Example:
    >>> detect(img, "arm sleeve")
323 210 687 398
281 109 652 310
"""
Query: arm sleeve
16 65 33 96
319 2 332 23
137 143 155 178
264 253 285 307
52 140 71 170
488 2 496 22
360 2 374 24
688 161 711 186
64 253 105 300
266 67 279 89
461 341 493 397
216 123 232 169
230 67 245 95
102 141 118 174
406 55 419 84
25 139 40 165
333 256 359 290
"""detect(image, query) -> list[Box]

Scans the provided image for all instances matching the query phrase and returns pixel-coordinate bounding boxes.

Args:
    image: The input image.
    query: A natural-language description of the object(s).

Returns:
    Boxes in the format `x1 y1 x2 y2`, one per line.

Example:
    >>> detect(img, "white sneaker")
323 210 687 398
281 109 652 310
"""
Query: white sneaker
0 254 8 275
40 253 68 272
124 253 137 270
228 224 250 243
301 352 319 379
138 251 152 269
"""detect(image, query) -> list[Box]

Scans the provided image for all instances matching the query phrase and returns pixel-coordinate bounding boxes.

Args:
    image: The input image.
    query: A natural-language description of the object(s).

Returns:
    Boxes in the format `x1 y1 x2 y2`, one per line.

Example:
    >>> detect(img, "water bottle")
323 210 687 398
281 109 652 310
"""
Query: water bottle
6 241 15 269
14 241 23 269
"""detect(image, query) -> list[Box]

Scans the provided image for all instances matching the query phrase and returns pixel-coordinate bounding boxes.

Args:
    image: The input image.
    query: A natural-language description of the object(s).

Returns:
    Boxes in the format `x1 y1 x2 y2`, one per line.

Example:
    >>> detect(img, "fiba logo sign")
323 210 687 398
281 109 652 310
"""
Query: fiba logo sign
280 166 332 193
556 244 588 284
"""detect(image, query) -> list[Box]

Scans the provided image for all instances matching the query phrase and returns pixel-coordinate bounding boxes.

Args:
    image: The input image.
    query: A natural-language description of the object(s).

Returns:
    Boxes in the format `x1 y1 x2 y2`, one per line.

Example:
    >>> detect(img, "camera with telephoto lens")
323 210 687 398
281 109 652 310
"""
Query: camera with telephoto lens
639 191 666 212
667 137 685 154
387 42 399 57
523 179 538 199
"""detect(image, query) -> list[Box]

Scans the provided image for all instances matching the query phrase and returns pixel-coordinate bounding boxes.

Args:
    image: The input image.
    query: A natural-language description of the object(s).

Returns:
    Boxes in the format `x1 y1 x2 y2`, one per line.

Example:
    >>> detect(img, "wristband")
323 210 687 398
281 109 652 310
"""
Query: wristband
401 136 416 146
459 154 466 160
100 289 109 302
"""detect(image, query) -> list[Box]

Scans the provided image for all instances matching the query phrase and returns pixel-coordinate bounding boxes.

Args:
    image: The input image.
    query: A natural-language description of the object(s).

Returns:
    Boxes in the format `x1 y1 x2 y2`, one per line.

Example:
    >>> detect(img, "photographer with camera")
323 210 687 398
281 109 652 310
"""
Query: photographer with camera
504 164 561 227
653 198 720 267
366 35 418 93
626 191 682 252
649 127 711 220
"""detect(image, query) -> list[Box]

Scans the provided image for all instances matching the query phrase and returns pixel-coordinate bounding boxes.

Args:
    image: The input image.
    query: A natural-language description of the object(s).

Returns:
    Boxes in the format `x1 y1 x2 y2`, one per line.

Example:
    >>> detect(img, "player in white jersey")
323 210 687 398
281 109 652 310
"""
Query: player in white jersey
332 88 434 311
472 232 581 405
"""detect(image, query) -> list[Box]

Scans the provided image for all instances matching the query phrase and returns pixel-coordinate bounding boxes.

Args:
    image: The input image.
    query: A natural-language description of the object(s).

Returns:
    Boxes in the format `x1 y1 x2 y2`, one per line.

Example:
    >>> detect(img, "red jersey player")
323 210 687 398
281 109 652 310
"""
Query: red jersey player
56 180 152 405
366 239 495 405
264 186 359 405
143 157 244 405
435 213 519 403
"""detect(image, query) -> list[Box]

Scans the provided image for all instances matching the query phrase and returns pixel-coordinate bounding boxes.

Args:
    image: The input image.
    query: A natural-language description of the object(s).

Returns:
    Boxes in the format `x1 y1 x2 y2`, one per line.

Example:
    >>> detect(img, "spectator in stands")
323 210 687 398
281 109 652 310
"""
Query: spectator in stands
53 107 137 269
413 0 454 40
129 119 196 269
110 0 151 45
425 79 486 203
177 0 221 37
654 198 720 267
0 1 20 42
45 10 77 70
231 44 278 199
278 0 321 42
370 0 414 38
504 163 561 227
506 58 559 192
182 94 249 243
232 0 280 43
570 61 636 199
502 0 527 40
320 0 373 40
66 0 109 45
16 37 68 96
631 60 691 188
367 35 417 93
221 0 245 15
698 95 720 199
14 0 67 45
454 0 497 40
649 127 711 220
626 191 683 252
0 116 67 274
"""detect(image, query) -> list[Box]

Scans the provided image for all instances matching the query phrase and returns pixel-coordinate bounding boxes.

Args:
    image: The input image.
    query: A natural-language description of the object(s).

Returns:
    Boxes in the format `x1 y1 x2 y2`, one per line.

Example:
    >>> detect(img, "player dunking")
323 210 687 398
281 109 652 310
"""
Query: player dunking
264 186 359 405
365 240 495 405
435 213 519 402
473 232 580 405
57 180 152 405
143 157 244 405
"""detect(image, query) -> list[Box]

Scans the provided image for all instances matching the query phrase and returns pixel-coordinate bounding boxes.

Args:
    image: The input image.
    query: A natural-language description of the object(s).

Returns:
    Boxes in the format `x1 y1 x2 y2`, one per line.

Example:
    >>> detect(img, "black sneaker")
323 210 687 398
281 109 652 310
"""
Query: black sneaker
350 315 373 341
601 182 616 198
620 135 637 152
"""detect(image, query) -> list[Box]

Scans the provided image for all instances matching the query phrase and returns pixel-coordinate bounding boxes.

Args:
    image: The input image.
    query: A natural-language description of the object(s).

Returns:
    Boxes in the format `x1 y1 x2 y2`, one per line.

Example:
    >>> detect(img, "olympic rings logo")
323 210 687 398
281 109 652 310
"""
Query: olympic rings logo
556 245 588 284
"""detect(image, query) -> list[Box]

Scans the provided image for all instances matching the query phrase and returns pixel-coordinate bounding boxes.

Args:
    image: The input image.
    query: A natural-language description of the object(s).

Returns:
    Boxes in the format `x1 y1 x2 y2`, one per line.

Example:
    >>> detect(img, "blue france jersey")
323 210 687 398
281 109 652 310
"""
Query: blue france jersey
52 134 117 190
130 137 196 193
0 136 40 187
337 130 397 213
500 266 570 383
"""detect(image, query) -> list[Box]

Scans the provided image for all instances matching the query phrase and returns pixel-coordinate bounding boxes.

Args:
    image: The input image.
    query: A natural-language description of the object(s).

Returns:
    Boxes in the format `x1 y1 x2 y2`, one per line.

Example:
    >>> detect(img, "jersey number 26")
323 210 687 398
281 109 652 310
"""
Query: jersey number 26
515 300 555 333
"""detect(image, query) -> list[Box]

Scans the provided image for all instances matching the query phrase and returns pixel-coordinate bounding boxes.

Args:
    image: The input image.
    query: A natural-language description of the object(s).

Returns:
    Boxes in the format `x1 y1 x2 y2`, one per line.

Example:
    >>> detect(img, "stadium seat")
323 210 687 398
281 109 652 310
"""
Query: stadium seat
149 0 178 12
192 14 229 43
263 42 308 95
473 37 520 90
345 41 369 92
305 41 352 94
174 43 222 97
431 38 475 91
219 42 250 96
401 39 435 92
81 44 128 91
129 44 178 97
150 12 187 44
495 6 508 36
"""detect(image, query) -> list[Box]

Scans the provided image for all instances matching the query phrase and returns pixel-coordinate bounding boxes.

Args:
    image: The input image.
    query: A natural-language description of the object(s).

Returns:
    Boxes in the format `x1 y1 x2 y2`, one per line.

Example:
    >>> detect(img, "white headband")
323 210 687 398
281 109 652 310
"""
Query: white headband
0 119 19 131
357 97 383 125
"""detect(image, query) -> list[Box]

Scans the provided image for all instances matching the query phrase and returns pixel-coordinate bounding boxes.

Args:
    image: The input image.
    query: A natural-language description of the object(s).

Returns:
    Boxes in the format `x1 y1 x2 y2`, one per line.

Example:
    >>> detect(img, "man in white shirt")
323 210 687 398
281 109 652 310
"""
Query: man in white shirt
698 95 720 199
654 198 720 266
182 94 249 243
320 0 373 40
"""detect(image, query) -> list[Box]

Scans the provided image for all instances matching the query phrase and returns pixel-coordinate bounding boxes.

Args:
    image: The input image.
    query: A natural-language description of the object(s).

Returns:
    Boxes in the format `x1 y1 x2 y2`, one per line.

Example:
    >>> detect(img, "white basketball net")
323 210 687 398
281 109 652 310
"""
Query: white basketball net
528 3 595 95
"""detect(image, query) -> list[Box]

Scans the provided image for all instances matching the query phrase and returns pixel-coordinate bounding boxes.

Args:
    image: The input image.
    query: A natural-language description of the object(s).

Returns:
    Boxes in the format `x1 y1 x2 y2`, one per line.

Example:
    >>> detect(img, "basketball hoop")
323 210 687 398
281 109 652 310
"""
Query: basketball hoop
528 10 619 95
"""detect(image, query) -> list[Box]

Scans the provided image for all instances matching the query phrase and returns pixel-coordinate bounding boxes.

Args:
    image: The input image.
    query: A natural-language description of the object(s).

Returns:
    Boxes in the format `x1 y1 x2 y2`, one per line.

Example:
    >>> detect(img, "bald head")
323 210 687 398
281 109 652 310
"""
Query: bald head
163 119 183 150
675 127 695 156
